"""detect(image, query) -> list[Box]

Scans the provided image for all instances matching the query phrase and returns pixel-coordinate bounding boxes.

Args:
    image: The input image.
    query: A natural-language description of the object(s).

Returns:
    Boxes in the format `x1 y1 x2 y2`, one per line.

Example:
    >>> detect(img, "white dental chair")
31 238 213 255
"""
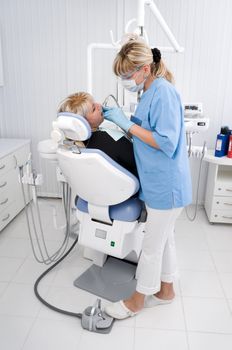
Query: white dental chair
38 112 146 301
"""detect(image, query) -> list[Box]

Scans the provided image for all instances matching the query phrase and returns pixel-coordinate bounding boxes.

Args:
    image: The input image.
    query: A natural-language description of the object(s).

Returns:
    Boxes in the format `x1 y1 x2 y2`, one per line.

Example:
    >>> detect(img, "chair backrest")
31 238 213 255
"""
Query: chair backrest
57 147 139 206
53 112 139 223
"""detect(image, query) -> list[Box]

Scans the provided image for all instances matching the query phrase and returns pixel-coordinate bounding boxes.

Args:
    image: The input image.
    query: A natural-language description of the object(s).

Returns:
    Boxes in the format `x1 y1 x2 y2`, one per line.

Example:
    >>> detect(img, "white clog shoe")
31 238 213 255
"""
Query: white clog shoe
144 295 174 308
104 300 138 320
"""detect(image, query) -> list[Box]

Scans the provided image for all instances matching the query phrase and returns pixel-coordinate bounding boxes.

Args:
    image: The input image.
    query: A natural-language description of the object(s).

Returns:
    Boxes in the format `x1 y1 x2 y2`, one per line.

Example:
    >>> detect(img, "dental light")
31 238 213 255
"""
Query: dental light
87 0 184 95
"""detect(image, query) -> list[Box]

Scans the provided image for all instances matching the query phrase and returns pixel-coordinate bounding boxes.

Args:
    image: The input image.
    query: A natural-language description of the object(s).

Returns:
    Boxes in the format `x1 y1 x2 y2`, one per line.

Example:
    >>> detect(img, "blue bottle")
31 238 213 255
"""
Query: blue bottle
215 126 230 157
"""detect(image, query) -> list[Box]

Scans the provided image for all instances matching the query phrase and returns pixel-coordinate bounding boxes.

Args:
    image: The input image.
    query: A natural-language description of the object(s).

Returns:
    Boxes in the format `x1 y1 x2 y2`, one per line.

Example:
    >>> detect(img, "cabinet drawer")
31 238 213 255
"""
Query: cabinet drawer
214 182 232 196
210 209 232 224
0 185 23 213
0 200 23 231
0 168 24 213
0 154 16 176
212 196 232 210
0 143 30 178
210 209 232 223
0 168 20 196
0 190 10 212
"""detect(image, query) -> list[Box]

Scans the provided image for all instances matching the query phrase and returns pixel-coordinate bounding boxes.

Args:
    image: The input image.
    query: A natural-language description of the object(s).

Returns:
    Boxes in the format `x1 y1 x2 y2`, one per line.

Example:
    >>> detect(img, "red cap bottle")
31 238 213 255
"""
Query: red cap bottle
227 133 232 158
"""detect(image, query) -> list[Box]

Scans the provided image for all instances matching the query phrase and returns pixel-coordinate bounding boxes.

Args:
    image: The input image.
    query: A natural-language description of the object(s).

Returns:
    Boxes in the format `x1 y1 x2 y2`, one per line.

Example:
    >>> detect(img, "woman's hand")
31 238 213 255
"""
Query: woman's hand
103 107 134 132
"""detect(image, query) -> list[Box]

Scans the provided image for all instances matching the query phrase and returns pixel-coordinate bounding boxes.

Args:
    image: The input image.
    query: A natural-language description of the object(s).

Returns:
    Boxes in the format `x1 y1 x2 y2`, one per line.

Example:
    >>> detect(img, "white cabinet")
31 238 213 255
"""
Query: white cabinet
204 150 232 223
0 138 30 231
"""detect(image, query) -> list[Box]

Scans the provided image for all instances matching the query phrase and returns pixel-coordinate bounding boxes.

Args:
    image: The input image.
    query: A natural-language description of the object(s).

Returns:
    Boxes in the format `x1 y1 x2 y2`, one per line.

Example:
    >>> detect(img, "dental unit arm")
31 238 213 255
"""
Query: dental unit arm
183 103 209 158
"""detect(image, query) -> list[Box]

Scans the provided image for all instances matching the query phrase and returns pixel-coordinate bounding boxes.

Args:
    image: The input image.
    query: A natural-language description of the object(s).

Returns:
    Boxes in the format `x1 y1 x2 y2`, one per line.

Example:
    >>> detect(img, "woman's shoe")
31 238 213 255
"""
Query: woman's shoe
104 300 138 320
144 295 174 308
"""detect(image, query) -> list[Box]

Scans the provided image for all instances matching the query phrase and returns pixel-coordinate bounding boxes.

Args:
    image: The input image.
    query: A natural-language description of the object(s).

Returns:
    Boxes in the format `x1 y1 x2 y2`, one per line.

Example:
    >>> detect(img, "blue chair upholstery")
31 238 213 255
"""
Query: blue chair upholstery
76 196 143 222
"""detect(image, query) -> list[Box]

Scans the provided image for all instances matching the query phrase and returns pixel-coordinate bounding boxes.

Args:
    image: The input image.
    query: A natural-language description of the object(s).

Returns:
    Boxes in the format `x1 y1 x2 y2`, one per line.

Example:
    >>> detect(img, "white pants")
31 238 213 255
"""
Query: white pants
135 206 183 295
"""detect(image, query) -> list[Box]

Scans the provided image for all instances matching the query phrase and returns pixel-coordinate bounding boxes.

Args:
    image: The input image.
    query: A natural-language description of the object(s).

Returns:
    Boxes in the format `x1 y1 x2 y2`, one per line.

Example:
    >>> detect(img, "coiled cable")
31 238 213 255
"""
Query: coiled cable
19 165 75 264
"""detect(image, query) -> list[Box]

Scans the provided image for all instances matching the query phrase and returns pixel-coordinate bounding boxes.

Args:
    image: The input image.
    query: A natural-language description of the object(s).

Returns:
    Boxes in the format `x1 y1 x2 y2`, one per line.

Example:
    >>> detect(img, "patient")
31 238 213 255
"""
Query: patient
58 92 138 177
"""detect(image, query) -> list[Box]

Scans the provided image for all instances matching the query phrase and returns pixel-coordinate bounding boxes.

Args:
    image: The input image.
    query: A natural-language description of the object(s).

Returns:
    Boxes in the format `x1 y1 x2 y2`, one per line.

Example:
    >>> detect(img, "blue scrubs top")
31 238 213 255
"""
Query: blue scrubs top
132 77 192 209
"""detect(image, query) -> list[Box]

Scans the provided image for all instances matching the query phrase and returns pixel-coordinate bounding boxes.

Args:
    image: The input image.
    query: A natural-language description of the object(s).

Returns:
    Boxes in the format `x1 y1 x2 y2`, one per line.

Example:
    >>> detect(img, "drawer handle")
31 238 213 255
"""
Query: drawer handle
0 181 7 188
226 189 232 192
2 213 10 221
224 202 232 206
0 164 6 170
0 198 8 205
222 216 232 220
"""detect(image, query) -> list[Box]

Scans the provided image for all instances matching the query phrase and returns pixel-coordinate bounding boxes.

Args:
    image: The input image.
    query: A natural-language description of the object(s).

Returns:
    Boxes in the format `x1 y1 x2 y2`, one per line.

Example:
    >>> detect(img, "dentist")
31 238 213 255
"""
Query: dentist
104 35 192 319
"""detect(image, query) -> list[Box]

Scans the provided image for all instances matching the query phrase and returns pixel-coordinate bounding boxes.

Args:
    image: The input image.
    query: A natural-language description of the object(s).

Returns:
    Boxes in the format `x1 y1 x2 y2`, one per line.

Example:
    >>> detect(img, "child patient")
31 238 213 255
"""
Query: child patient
58 92 138 177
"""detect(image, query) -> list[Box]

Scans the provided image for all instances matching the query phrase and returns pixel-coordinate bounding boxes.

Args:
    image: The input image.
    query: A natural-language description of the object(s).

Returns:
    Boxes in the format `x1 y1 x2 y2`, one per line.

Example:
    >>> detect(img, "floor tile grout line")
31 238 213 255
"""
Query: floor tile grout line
0 281 11 299
18 279 84 350
178 279 191 350
10 255 28 281
132 324 136 350
134 326 187 332
19 316 38 350
133 325 232 336
187 329 232 336
202 218 232 312
207 246 232 315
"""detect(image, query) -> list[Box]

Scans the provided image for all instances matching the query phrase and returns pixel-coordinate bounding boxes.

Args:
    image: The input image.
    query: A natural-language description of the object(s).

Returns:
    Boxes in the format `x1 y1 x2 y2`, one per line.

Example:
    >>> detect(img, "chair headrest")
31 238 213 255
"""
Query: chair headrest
56 112 92 141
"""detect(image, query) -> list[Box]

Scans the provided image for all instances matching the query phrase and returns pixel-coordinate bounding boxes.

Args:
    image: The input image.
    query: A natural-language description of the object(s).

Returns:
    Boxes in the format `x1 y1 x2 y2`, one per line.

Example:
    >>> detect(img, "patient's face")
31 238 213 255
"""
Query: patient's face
85 100 104 129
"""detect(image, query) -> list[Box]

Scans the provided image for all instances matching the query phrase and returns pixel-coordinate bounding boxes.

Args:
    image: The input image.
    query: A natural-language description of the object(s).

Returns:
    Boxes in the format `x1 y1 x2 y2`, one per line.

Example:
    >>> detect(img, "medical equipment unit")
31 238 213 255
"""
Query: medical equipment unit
182 103 209 221
183 103 209 158
18 110 144 333
30 111 146 333
38 113 145 278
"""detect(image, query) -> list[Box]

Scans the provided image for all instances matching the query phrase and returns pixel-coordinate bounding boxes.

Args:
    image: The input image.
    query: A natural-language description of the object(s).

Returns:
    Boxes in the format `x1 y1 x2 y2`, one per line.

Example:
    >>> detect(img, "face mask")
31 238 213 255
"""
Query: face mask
120 78 144 92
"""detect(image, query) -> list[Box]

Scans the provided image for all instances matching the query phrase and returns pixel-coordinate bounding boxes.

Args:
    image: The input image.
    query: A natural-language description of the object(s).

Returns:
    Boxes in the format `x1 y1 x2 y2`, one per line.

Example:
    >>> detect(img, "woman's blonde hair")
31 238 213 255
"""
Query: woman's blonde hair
113 35 174 83
58 92 93 116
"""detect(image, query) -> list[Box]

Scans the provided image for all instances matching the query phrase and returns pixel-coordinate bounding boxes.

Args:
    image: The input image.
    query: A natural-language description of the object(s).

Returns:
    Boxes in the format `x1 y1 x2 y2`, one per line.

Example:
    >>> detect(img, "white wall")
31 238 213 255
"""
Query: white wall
0 0 232 202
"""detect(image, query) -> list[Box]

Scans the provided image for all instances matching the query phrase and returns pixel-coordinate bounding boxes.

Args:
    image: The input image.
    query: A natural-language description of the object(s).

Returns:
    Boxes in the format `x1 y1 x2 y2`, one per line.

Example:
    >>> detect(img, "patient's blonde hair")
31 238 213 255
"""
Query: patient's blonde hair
113 35 174 83
58 92 93 116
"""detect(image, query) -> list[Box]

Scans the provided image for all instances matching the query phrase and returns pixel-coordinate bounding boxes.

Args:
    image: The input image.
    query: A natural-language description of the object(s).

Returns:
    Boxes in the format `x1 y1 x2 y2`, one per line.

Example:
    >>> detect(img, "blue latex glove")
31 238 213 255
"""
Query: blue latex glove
102 107 134 133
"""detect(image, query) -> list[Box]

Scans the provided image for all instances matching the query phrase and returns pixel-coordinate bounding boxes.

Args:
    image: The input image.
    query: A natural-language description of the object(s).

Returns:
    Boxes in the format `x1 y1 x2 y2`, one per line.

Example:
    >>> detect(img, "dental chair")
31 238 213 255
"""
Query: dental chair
38 113 145 301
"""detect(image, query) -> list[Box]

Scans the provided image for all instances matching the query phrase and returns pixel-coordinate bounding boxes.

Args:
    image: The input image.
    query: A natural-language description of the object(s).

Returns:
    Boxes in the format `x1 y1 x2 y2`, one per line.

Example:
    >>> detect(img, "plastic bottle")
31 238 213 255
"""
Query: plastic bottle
227 132 232 158
214 126 230 157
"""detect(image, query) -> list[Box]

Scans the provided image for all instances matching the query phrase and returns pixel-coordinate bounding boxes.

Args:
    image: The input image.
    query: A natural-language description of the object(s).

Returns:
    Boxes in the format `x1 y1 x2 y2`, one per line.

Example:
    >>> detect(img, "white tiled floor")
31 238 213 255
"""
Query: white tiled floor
0 199 232 350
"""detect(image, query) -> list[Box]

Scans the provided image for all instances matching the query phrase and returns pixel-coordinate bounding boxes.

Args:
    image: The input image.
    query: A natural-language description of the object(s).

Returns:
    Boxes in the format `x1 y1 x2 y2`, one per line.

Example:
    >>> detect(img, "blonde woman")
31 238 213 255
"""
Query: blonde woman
58 92 138 176
104 37 192 319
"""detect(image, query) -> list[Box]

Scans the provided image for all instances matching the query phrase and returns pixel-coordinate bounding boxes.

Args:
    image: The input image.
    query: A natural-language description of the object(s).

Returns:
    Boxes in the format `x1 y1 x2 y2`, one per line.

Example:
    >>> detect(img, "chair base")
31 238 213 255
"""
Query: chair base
73 257 137 302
